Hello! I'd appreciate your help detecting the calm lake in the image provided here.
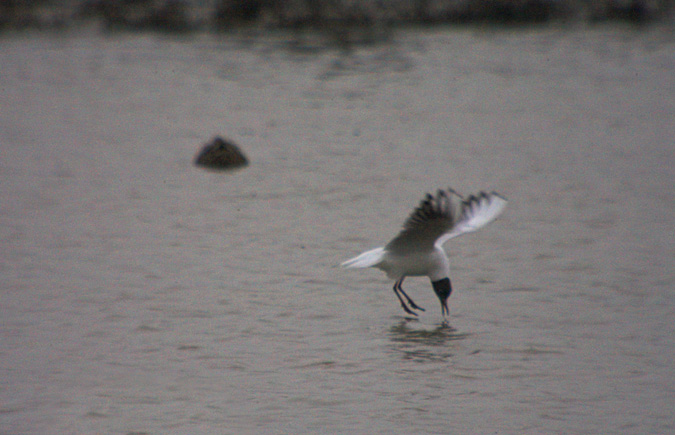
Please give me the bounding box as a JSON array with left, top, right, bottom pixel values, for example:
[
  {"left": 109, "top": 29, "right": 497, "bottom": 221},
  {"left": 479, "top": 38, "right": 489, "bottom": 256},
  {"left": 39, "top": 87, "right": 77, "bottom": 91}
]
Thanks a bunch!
[{"left": 1, "top": 25, "right": 674, "bottom": 434}]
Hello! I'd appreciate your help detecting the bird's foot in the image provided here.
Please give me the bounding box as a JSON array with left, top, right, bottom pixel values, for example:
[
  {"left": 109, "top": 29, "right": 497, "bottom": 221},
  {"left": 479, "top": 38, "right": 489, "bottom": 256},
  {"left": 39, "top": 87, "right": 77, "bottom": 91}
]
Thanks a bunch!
[
  {"left": 400, "top": 303, "right": 418, "bottom": 316},
  {"left": 394, "top": 280, "right": 425, "bottom": 316},
  {"left": 407, "top": 300, "right": 425, "bottom": 312},
  {"left": 397, "top": 286, "right": 425, "bottom": 312}
]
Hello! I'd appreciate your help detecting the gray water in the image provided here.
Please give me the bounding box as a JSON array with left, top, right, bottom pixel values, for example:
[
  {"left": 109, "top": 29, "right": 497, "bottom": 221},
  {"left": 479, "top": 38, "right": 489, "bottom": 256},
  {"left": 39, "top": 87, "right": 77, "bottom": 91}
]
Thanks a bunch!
[{"left": 1, "top": 26, "right": 674, "bottom": 434}]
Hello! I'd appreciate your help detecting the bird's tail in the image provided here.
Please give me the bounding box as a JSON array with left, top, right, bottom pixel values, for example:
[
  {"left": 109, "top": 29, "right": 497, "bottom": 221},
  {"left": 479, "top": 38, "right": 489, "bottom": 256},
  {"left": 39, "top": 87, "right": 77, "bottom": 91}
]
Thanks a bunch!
[{"left": 341, "top": 247, "right": 385, "bottom": 269}]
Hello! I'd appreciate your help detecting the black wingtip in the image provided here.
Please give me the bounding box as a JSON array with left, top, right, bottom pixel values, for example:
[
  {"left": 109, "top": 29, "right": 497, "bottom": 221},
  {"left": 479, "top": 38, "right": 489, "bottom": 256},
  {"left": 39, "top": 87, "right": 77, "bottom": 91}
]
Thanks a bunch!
[
  {"left": 447, "top": 187, "right": 463, "bottom": 199},
  {"left": 491, "top": 191, "right": 507, "bottom": 201}
]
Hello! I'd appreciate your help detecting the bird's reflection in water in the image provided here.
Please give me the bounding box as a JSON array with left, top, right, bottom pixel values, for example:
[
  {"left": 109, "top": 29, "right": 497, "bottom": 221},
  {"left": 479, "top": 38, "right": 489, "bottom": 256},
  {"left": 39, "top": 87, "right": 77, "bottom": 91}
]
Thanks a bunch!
[{"left": 387, "top": 319, "right": 470, "bottom": 363}]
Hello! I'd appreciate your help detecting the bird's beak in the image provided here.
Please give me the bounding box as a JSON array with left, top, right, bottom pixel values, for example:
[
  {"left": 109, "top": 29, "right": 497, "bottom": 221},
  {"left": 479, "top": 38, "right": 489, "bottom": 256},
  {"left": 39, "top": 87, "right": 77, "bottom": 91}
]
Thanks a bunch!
[{"left": 440, "top": 299, "right": 449, "bottom": 317}]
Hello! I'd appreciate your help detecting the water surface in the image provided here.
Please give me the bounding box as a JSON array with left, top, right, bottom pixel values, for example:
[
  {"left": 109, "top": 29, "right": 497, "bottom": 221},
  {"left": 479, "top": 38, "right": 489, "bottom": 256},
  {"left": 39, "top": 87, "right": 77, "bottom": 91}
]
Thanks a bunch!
[{"left": 1, "top": 27, "right": 674, "bottom": 434}]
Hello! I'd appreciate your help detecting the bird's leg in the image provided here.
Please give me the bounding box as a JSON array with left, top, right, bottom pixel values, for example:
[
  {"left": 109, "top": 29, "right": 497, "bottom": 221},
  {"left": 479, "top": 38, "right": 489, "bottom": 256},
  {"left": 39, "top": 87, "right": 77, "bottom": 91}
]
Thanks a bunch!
[
  {"left": 393, "top": 278, "right": 417, "bottom": 316},
  {"left": 395, "top": 277, "right": 426, "bottom": 312}
]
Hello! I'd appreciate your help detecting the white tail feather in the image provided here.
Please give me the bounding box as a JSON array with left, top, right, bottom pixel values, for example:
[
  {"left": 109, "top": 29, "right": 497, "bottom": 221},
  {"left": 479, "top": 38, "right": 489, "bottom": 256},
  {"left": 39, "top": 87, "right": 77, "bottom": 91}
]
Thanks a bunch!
[{"left": 341, "top": 247, "right": 385, "bottom": 268}]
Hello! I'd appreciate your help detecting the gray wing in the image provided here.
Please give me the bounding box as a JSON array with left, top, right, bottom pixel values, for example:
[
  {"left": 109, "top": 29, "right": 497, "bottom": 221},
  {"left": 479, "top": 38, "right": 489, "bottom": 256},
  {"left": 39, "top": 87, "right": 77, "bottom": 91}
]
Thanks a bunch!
[
  {"left": 385, "top": 189, "right": 507, "bottom": 254},
  {"left": 385, "top": 188, "right": 463, "bottom": 253}
]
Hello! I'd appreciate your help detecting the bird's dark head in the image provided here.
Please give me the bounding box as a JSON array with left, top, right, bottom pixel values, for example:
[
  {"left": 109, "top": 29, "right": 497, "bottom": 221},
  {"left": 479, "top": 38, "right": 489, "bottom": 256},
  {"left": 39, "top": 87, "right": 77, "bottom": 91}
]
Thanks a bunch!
[{"left": 431, "top": 277, "right": 452, "bottom": 317}]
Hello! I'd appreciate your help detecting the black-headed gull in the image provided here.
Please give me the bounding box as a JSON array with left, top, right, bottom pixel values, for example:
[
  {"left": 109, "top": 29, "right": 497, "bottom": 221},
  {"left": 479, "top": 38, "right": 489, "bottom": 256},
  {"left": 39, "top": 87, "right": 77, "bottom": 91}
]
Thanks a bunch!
[{"left": 341, "top": 188, "right": 507, "bottom": 317}]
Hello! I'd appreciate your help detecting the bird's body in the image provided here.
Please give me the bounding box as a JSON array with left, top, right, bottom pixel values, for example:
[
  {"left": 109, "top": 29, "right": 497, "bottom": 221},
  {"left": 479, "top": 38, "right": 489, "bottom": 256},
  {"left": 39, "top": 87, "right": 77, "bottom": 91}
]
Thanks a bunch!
[
  {"left": 377, "top": 246, "right": 449, "bottom": 281},
  {"left": 341, "top": 188, "right": 506, "bottom": 317}
]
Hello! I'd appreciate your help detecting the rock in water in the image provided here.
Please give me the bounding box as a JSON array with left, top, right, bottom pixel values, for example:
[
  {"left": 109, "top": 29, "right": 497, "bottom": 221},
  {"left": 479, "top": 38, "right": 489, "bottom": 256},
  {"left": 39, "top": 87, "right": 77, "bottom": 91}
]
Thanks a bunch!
[{"left": 194, "top": 137, "right": 248, "bottom": 170}]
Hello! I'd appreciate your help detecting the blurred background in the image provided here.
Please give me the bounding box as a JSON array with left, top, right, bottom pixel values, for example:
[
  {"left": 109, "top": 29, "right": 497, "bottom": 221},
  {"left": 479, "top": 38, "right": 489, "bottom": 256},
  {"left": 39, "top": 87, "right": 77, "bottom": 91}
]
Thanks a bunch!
[
  {"left": 1, "top": 0, "right": 673, "bottom": 33},
  {"left": 1, "top": 1, "right": 674, "bottom": 435}
]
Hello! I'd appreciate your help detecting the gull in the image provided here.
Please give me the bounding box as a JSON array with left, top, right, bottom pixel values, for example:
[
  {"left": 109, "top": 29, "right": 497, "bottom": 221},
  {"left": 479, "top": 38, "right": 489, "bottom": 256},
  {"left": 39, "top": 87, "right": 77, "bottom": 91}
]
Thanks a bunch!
[{"left": 341, "top": 188, "right": 507, "bottom": 317}]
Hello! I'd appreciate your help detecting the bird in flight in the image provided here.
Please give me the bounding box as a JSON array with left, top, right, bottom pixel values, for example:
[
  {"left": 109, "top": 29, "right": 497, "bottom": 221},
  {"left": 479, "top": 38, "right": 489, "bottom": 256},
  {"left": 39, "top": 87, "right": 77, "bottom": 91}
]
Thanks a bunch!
[{"left": 341, "top": 188, "right": 507, "bottom": 317}]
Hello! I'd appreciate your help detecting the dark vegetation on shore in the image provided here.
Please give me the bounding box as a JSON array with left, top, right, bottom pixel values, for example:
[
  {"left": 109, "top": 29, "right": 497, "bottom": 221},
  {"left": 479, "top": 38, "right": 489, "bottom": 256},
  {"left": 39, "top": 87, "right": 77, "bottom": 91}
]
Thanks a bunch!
[{"left": 1, "top": 0, "right": 672, "bottom": 34}]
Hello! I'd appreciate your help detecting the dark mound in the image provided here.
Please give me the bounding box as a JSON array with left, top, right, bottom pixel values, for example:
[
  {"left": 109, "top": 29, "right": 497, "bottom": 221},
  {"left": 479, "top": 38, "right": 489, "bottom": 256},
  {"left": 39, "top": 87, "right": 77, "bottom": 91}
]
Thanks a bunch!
[{"left": 194, "top": 137, "right": 248, "bottom": 170}]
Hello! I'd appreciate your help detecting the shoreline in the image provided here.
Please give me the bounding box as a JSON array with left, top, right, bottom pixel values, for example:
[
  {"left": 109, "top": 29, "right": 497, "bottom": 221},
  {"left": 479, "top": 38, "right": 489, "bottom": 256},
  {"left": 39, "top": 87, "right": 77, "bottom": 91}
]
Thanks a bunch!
[{"left": 1, "top": 0, "right": 673, "bottom": 35}]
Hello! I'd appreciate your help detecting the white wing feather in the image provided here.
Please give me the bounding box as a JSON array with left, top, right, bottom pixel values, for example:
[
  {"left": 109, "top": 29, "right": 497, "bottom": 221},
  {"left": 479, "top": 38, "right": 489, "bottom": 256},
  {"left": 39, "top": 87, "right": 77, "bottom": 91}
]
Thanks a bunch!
[{"left": 435, "top": 192, "right": 507, "bottom": 247}]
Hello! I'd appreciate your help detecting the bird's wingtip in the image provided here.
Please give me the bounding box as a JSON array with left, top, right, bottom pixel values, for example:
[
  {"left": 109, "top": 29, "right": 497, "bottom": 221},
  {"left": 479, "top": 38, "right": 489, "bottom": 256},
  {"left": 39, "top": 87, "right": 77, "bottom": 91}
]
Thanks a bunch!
[{"left": 491, "top": 191, "right": 507, "bottom": 202}]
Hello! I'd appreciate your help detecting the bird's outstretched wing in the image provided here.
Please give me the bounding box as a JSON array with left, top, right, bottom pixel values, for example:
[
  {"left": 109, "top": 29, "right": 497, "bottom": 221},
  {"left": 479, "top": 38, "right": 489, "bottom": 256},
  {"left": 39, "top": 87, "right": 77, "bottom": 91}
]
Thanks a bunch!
[
  {"left": 434, "top": 191, "right": 507, "bottom": 247},
  {"left": 385, "top": 189, "right": 506, "bottom": 254}
]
